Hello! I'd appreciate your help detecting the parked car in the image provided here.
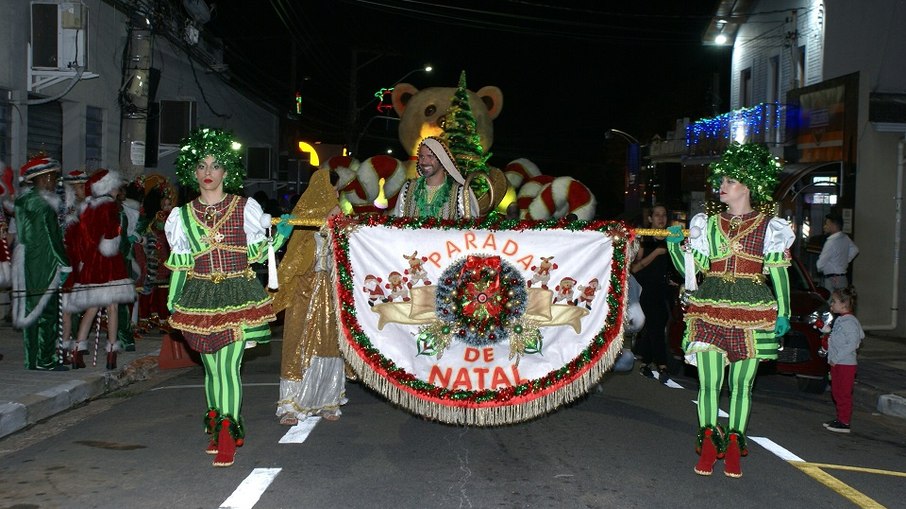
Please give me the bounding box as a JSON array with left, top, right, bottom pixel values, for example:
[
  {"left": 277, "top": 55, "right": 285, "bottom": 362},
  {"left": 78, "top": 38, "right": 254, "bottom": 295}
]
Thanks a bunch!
[{"left": 667, "top": 256, "right": 831, "bottom": 393}]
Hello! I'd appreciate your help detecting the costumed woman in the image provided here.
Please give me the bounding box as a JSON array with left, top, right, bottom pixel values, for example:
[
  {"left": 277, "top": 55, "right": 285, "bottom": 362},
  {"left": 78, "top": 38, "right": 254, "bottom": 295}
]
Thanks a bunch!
[
  {"left": 665, "top": 142, "right": 792, "bottom": 478},
  {"left": 60, "top": 169, "right": 89, "bottom": 364},
  {"left": 165, "top": 127, "right": 291, "bottom": 468},
  {"left": 274, "top": 168, "right": 348, "bottom": 425},
  {"left": 139, "top": 183, "right": 174, "bottom": 328},
  {"left": 394, "top": 136, "right": 479, "bottom": 219},
  {"left": 69, "top": 169, "right": 135, "bottom": 370}
]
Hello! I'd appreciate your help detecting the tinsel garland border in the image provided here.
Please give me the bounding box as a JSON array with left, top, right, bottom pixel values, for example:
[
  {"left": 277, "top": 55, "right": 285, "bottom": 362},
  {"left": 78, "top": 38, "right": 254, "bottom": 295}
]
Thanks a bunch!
[{"left": 328, "top": 214, "right": 632, "bottom": 426}]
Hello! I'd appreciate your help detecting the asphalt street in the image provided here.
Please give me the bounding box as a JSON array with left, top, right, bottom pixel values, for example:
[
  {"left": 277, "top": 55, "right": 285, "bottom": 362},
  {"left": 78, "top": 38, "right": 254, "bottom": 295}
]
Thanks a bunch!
[{"left": 1, "top": 333, "right": 905, "bottom": 509}]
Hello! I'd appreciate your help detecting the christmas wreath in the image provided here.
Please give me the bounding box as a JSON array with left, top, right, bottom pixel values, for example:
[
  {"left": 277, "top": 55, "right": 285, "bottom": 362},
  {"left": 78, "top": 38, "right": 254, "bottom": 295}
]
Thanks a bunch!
[{"left": 416, "top": 254, "right": 542, "bottom": 359}]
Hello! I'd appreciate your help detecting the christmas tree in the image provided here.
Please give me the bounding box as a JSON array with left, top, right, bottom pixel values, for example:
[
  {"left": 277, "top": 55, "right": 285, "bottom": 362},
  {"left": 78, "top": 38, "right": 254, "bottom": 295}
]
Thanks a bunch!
[{"left": 442, "top": 70, "right": 490, "bottom": 196}]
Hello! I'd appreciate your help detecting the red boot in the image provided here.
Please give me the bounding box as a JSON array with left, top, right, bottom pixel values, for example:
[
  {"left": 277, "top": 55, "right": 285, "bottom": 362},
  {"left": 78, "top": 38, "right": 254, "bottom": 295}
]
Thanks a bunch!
[
  {"left": 205, "top": 409, "right": 219, "bottom": 455},
  {"left": 724, "top": 432, "right": 744, "bottom": 478},
  {"left": 694, "top": 427, "right": 719, "bottom": 476},
  {"left": 212, "top": 419, "right": 236, "bottom": 467},
  {"left": 71, "top": 349, "right": 85, "bottom": 369}
]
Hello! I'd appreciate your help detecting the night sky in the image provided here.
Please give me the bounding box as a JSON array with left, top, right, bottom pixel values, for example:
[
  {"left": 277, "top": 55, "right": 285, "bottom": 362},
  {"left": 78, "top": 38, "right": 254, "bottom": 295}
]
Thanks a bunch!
[{"left": 207, "top": 1, "right": 730, "bottom": 215}]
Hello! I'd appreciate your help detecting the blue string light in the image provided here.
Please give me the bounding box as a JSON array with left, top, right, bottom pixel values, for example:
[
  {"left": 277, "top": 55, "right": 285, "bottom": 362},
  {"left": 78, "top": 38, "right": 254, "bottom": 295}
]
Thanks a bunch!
[{"left": 685, "top": 102, "right": 783, "bottom": 148}]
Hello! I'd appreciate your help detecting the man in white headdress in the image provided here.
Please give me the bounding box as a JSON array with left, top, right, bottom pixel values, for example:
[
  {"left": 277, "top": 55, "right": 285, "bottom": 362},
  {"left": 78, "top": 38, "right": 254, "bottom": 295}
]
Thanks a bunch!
[{"left": 394, "top": 136, "right": 478, "bottom": 219}]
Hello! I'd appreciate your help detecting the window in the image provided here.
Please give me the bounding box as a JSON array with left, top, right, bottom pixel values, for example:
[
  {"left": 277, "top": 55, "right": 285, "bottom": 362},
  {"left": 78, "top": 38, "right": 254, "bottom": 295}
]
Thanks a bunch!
[
  {"left": 86, "top": 106, "right": 103, "bottom": 170},
  {"left": 797, "top": 45, "right": 806, "bottom": 87},
  {"left": 809, "top": 175, "right": 838, "bottom": 205},
  {"left": 27, "top": 101, "right": 62, "bottom": 160},
  {"left": 740, "top": 68, "right": 753, "bottom": 107},
  {"left": 768, "top": 55, "right": 780, "bottom": 103}
]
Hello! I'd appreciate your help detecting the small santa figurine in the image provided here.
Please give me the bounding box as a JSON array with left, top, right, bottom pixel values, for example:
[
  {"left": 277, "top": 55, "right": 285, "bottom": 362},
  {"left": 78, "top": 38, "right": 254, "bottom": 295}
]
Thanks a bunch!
[
  {"left": 362, "top": 274, "right": 385, "bottom": 306},
  {"left": 575, "top": 278, "right": 598, "bottom": 309}
]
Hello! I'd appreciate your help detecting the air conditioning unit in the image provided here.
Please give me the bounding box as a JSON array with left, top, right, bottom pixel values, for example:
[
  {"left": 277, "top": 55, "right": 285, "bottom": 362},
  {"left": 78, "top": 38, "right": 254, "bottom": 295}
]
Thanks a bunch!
[{"left": 31, "top": 2, "right": 89, "bottom": 70}]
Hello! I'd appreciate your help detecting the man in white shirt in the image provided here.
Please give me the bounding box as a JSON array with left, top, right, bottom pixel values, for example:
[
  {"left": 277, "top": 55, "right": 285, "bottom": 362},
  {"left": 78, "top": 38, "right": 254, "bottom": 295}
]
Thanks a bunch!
[{"left": 816, "top": 213, "right": 859, "bottom": 291}]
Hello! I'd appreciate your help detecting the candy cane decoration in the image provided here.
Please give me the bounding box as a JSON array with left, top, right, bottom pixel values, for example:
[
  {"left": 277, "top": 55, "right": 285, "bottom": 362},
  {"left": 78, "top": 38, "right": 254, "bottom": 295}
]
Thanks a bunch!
[
  {"left": 503, "top": 158, "right": 541, "bottom": 189},
  {"left": 92, "top": 307, "right": 103, "bottom": 367},
  {"left": 57, "top": 291, "right": 64, "bottom": 367},
  {"left": 525, "top": 177, "right": 597, "bottom": 221}
]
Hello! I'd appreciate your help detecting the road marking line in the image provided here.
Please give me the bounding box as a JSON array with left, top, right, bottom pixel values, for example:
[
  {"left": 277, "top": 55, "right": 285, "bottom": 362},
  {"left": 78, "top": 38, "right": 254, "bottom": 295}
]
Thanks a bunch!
[
  {"left": 748, "top": 436, "right": 804, "bottom": 462},
  {"left": 798, "top": 462, "right": 906, "bottom": 478},
  {"left": 279, "top": 417, "right": 321, "bottom": 444},
  {"left": 750, "top": 436, "right": 887, "bottom": 508},
  {"left": 691, "top": 400, "right": 729, "bottom": 418},
  {"left": 219, "top": 468, "right": 281, "bottom": 509},
  {"left": 791, "top": 463, "right": 886, "bottom": 509},
  {"left": 651, "top": 372, "right": 684, "bottom": 389}
]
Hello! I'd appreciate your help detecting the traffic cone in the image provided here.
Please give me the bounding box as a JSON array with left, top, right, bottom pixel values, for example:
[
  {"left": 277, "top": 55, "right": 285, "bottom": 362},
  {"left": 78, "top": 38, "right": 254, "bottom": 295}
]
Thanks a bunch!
[{"left": 158, "top": 332, "right": 200, "bottom": 369}]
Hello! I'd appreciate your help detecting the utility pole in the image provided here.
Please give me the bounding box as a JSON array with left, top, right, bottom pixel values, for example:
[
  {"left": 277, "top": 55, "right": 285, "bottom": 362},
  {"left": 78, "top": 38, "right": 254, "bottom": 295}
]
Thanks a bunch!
[
  {"left": 788, "top": 9, "right": 800, "bottom": 89},
  {"left": 118, "top": 20, "right": 153, "bottom": 180}
]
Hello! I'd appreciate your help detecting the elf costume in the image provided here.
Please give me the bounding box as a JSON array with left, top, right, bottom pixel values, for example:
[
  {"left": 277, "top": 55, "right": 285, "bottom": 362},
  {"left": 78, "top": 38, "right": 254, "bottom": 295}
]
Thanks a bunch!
[
  {"left": 11, "top": 157, "right": 71, "bottom": 370},
  {"left": 666, "top": 142, "right": 793, "bottom": 478},
  {"left": 165, "top": 127, "right": 290, "bottom": 467}
]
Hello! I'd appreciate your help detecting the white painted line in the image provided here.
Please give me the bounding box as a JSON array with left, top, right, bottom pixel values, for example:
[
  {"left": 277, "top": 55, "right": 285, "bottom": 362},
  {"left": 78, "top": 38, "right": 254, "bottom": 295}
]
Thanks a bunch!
[
  {"left": 652, "top": 372, "right": 685, "bottom": 389},
  {"left": 219, "top": 468, "right": 281, "bottom": 509},
  {"left": 278, "top": 417, "right": 321, "bottom": 444},
  {"left": 692, "top": 400, "right": 729, "bottom": 418},
  {"left": 749, "top": 436, "right": 805, "bottom": 462}
]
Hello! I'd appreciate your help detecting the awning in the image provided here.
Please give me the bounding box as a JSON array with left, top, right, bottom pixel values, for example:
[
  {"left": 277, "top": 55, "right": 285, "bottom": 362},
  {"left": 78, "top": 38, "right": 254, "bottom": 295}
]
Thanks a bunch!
[{"left": 775, "top": 161, "right": 843, "bottom": 201}]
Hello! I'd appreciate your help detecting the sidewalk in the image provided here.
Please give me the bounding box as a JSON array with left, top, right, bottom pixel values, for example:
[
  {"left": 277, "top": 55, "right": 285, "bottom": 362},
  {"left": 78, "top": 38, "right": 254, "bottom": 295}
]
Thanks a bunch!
[
  {"left": 0, "top": 322, "right": 183, "bottom": 439},
  {"left": 856, "top": 333, "right": 906, "bottom": 419},
  {"left": 1, "top": 324, "right": 905, "bottom": 440}
]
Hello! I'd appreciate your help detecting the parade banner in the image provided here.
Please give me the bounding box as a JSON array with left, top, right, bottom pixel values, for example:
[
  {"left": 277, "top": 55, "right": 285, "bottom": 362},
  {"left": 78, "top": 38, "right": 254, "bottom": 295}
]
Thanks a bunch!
[{"left": 329, "top": 216, "right": 632, "bottom": 426}]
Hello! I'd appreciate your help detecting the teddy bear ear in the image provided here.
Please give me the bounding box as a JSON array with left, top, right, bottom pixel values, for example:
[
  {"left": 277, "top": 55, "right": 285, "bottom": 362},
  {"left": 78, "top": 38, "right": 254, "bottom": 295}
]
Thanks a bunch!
[
  {"left": 476, "top": 86, "right": 504, "bottom": 120},
  {"left": 392, "top": 83, "right": 420, "bottom": 117}
]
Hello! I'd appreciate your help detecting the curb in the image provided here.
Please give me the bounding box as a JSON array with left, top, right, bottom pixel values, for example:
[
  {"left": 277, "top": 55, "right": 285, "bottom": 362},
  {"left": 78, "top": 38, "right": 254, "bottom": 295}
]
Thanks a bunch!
[
  {"left": 853, "top": 379, "right": 906, "bottom": 420},
  {"left": 877, "top": 394, "right": 906, "bottom": 419},
  {"left": 0, "top": 353, "right": 161, "bottom": 440}
]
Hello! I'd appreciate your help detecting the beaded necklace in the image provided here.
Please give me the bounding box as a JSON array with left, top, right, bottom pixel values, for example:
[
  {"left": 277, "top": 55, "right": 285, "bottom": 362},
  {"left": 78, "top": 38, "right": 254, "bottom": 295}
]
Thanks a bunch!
[{"left": 412, "top": 177, "right": 451, "bottom": 217}]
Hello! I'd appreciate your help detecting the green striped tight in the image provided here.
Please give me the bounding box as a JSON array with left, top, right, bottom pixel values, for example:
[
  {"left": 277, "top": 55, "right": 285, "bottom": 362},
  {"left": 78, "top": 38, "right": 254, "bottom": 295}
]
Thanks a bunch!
[
  {"left": 695, "top": 351, "right": 759, "bottom": 433},
  {"left": 201, "top": 340, "right": 246, "bottom": 421}
]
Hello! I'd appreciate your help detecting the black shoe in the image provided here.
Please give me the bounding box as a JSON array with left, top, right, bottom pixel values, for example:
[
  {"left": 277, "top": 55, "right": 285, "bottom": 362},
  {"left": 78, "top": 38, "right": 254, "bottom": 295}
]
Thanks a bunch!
[
  {"left": 657, "top": 367, "right": 670, "bottom": 385},
  {"left": 37, "top": 364, "right": 70, "bottom": 372},
  {"left": 825, "top": 419, "right": 850, "bottom": 433},
  {"left": 639, "top": 365, "right": 654, "bottom": 378},
  {"left": 125, "top": 345, "right": 136, "bottom": 352}
]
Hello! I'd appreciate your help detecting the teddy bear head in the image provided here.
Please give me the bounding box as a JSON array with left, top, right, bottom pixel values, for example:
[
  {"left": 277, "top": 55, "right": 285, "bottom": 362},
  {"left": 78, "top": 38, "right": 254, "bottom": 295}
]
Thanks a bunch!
[{"left": 392, "top": 83, "right": 503, "bottom": 163}]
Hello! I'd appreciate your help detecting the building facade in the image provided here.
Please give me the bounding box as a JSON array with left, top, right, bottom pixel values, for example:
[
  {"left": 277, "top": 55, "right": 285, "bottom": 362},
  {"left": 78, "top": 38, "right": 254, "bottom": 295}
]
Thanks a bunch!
[
  {"left": 0, "top": 0, "right": 280, "bottom": 190},
  {"left": 650, "top": 0, "right": 906, "bottom": 334}
]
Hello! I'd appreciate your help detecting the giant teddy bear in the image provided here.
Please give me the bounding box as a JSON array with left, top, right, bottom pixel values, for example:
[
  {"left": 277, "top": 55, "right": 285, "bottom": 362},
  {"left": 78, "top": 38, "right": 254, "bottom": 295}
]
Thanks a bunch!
[{"left": 321, "top": 79, "right": 596, "bottom": 219}]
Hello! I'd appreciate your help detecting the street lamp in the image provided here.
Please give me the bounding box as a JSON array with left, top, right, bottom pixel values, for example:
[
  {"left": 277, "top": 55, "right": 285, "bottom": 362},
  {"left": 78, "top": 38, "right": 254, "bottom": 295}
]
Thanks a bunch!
[
  {"left": 605, "top": 128, "right": 642, "bottom": 216},
  {"left": 351, "top": 65, "right": 433, "bottom": 157}
]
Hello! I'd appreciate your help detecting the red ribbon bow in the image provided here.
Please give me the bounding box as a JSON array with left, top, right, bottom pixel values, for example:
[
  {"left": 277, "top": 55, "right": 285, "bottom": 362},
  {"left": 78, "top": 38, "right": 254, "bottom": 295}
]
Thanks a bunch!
[{"left": 460, "top": 255, "right": 502, "bottom": 319}]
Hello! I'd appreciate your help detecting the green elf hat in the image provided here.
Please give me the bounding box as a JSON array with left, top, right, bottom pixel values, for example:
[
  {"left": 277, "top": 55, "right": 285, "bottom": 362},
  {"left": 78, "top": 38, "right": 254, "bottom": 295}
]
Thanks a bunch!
[
  {"left": 708, "top": 142, "right": 783, "bottom": 204},
  {"left": 174, "top": 127, "right": 245, "bottom": 192}
]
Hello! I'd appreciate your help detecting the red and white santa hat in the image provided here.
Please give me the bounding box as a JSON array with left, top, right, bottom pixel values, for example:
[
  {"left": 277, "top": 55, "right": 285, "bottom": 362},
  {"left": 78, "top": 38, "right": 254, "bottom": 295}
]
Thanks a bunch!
[
  {"left": 560, "top": 277, "right": 576, "bottom": 285},
  {"left": 365, "top": 274, "right": 380, "bottom": 282},
  {"left": 86, "top": 168, "right": 123, "bottom": 197}
]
